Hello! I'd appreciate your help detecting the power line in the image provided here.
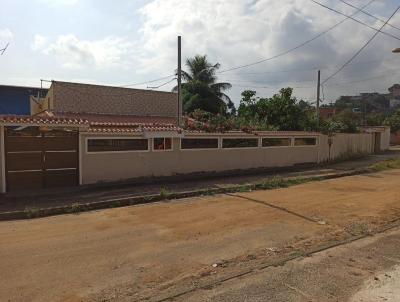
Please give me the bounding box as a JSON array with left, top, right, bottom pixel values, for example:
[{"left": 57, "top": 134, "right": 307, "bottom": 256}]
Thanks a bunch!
[
  {"left": 147, "top": 77, "right": 177, "bottom": 89},
  {"left": 322, "top": 5, "right": 400, "bottom": 85},
  {"left": 0, "top": 43, "right": 9, "bottom": 56},
  {"left": 217, "top": 0, "right": 376, "bottom": 73},
  {"left": 310, "top": 0, "right": 400, "bottom": 41},
  {"left": 119, "top": 74, "right": 176, "bottom": 87},
  {"left": 338, "top": 0, "right": 400, "bottom": 32},
  {"left": 224, "top": 56, "right": 400, "bottom": 76}
]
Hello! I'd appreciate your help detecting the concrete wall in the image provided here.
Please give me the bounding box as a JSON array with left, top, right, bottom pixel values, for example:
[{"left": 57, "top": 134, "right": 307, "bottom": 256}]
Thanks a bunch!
[
  {"left": 318, "top": 133, "right": 374, "bottom": 163},
  {"left": 380, "top": 127, "right": 391, "bottom": 151},
  {"left": 0, "top": 126, "right": 5, "bottom": 193},
  {"left": 50, "top": 82, "right": 178, "bottom": 117},
  {"left": 80, "top": 132, "right": 377, "bottom": 185}
]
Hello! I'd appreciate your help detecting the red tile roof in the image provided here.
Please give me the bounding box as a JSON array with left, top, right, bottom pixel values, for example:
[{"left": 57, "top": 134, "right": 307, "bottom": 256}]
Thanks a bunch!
[
  {"left": 33, "top": 111, "right": 182, "bottom": 133},
  {"left": 40, "top": 111, "right": 178, "bottom": 126},
  {"left": 0, "top": 115, "right": 89, "bottom": 126}
]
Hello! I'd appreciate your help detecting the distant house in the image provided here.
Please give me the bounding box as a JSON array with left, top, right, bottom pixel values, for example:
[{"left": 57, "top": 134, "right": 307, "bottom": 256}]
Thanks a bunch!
[
  {"left": 0, "top": 84, "right": 47, "bottom": 115},
  {"left": 319, "top": 107, "right": 336, "bottom": 119}
]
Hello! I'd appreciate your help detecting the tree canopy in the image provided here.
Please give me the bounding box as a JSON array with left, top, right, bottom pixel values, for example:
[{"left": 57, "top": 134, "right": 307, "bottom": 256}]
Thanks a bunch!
[
  {"left": 237, "top": 88, "right": 316, "bottom": 131},
  {"left": 174, "top": 55, "right": 234, "bottom": 115}
]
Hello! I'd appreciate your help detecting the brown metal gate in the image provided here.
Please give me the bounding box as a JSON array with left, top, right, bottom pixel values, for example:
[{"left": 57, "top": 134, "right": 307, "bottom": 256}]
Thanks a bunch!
[{"left": 5, "top": 127, "right": 79, "bottom": 192}]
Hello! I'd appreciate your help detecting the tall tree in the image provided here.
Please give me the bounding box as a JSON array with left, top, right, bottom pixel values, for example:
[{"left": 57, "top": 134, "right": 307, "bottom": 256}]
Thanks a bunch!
[{"left": 173, "top": 55, "right": 234, "bottom": 114}]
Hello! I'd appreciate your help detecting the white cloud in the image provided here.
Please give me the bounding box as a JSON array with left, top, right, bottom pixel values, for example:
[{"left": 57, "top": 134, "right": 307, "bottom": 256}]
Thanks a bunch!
[
  {"left": 31, "top": 34, "right": 48, "bottom": 51},
  {"left": 0, "top": 28, "right": 13, "bottom": 41},
  {"left": 136, "top": 0, "right": 400, "bottom": 101},
  {"left": 34, "top": 34, "right": 137, "bottom": 70},
  {"left": 37, "top": 0, "right": 78, "bottom": 6}
]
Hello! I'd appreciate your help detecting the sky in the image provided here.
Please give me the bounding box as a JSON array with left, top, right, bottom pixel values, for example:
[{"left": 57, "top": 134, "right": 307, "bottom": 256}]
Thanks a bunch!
[{"left": 1, "top": 0, "right": 400, "bottom": 107}]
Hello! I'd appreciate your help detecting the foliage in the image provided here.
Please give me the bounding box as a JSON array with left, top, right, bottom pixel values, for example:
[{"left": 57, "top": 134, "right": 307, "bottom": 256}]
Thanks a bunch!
[
  {"left": 331, "top": 109, "right": 360, "bottom": 133},
  {"left": 174, "top": 55, "right": 234, "bottom": 115},
  {"left": 365, "top": 112, "right": 385, "bottom": 126},
  {"left": 237, "top": 88, "right": 314, "bottom": 131},
  {"left": 319, "top": 119, "right": 346, "bottom": 136},
  {"left": 185, "top": 109, "right": 274, "bottom": 132},
  {"left": 384, "top": 109, "right": 400, "bottom": 132}
]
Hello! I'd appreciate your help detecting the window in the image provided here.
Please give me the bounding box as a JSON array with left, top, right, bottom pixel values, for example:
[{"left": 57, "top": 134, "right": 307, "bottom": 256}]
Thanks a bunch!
[
  {"left": 154, "top": 138, "right": 172, "bottom": 151},
  {"left": 87, "top": 139, "right": 148, "bottom": 152},
  {"left": 181, "top": 138, "right": 218, "bottom": 149},
  {"left": 294, "top": 137, "right": 317, "bottom": 146},
  {"left": 222, "top": 138, "right": 258, "bottom": 149},
  {"left": 262, "top": 138, "right": 291, "bottom": 147}
]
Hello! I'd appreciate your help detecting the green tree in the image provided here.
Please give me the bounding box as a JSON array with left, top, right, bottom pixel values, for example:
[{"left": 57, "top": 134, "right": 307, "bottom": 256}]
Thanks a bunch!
[
  {"left": 332, "top": 109, "right": 361, "bottom": 133},
  {"left": 174, "top": 55, "right": 234, "bottom": 114},
  {"left": 237, "top": 88, "right": 313, "bottom": 131},
  {"left": 384, "top": 109, "right": 400, "bottom": 132}
]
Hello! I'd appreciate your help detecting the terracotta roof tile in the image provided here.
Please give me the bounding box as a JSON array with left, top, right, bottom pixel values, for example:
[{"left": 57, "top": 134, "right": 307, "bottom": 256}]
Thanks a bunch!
[{"left": 0, "top": 115, "right": 89, "bottom": 126}]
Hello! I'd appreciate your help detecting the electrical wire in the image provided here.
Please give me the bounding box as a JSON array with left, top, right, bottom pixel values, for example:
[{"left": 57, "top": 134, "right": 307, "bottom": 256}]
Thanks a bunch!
[
  {"left": 322, "top": 5, "right": 400, "bottom": 85},
  {"left": 217, "top": 0, "right": 376, "bottom": 73},
  {"left": 338, "top": 0, "right": 400, "bottom": 32},
  {"left": 0, "top": 43, "right": 9, "bottom": 56},
  {"left": 119, "top": 74, "right": 176, "bottom": 87},
  {"left": 228, "top": 56, "right": 400, "bottom": 76},
  {"left": 147, "top": 78, "right": 177, "bottom": 89},
  {"left": 310, "top": 0, "right": 400, "bottom": 41}
]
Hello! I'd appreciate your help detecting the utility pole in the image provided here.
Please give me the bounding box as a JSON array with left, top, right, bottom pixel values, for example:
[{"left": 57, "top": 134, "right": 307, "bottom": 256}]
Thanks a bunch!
[
  {"left": 316, "top": 70, "right": 321, "bottom": 129},
  {"left": 177, "top": 36, "right": 182, "bottom": 127}
]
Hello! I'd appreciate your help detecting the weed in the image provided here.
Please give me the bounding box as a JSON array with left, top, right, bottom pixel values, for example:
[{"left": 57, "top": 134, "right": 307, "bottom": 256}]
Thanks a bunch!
[
  {"left": 69, "top": 202, "right": 82, "bottom": 214},
  {"left": 290, "top": 250, "right": 305, "bottom": 258},
  {"left": 159, "top": 187, "right": 171, "bottom": 199},
  {"left": 369, "top": 158, "right": 400, "bottom": 171},
  {"left": 24, "top": 207, "right": 41, "bottom": 219},
  {"left": 345, "top": 222, "right": 369, "bottom": 236}
]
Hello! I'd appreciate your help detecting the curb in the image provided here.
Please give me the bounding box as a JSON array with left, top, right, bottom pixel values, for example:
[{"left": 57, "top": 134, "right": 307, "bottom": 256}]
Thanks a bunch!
[{"left": 0, "top": 167, "right": 375, "bottom": 221}]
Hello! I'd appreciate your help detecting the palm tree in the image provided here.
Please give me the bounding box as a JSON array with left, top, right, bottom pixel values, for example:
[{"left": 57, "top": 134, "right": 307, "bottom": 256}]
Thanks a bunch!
[{"left": 173, "top": 55, "right": 234, "bottom": 114}]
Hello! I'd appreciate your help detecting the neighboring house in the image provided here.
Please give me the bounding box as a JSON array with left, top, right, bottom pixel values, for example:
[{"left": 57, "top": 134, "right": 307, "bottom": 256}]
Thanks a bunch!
[
  {"left": 32, "top": 81, "right": 178, "bottom": 118},
  {"left": 389, "top": 84, "right": 400, "bottom": 99},
  {"left": 0, "top": 80, "right": 389, "bottom": 193},
  {"left": 0, "top": 84, "right": 47, "bottom": 115},
  {"left": 319, "top": 107, "right": 336, "bottom": 119}
]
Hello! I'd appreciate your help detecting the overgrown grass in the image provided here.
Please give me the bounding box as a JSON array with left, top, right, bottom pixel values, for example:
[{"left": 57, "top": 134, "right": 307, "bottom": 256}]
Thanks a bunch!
[{"left": 369, "top": 158, "right": 400, "bottom": 171}]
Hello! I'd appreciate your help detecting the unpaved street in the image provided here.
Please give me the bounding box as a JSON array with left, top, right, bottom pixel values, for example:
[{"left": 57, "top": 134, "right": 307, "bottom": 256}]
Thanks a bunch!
[{"left": 1, "top": 169, "right": 400, "bottom": 301}]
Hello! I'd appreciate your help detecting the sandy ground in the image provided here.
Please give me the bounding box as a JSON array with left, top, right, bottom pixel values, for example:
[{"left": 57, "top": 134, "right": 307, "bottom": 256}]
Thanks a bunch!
[
  {"left": 1, "top": 169, "right": 400, "bottom": 301},
  {"left": 182, "top": 225, "right": 400, "bottom": 302},
  {"left": 351, "top": 265, "right": 400, "bottom": 302}
]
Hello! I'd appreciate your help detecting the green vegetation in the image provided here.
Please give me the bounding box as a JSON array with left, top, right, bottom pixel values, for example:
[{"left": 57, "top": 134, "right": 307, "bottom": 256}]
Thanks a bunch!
[
  {"left": 159, "top": 187, "right": 171, "bottom": 199},
  {"left": 24, "top": 207, "right": 40, "bottom": 219},
  {"left": 384, "top": 109, "right": 400, "bottom": 132},
  {"left": 369, "top": 158, "right": 400, "bottom": 171},
  {"left": 237, "top": 88, "right": 316, "bottom": 131},
  {"left": 174, "top": 55, "right": 234, "bottom": 115}
]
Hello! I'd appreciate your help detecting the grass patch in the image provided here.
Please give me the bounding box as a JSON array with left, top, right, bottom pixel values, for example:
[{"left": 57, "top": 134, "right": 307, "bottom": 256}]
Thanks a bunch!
[
  {"left": 24, "top": 207, "right": 41, "bottom": 219},
  {"left": 369, "top": 158, "right": 400, "bottom": 171},
  {"left": 69, "top": 202, "right": 83, "bottom": 214},
  {"left": 159, "top": 187, "right": 171, "bottom": 199}
]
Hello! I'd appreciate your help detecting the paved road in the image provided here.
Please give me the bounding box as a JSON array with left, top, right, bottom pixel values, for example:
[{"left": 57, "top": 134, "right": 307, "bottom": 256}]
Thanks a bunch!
[{"left": 1, "top": 168, "right": 400, "bottom": 301}]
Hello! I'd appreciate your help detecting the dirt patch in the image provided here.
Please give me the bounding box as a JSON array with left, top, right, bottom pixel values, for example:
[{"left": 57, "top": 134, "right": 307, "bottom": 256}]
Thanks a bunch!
[{"left": 1, "top": 169, "right": 400, "bottom": 301}]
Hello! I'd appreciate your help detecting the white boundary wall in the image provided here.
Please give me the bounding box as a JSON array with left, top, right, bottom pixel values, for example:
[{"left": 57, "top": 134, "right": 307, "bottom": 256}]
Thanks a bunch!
[{"left": 79, "top": 131, "right": 388, "bottom": 185}]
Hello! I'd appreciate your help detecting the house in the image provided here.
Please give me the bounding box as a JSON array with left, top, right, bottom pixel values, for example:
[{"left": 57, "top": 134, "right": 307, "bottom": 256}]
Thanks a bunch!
[
  {"left": 319, "top": 107, "right": 336, "bottom": 119},
  {"left": 0, "top": 80, "right": 390, "bottom": 193},
  {"left": 0, "top": 84, "right": 47, "bottom": 115}
]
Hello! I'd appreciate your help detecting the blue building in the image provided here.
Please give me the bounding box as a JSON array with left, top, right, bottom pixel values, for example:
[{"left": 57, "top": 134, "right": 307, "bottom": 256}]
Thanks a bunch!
[{"left": 0, "top": 85, "right": 48, "bottom": 115}]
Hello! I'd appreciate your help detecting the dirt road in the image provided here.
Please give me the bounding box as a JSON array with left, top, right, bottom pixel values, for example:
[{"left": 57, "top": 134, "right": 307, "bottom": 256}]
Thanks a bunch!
[{"left": 1, "top": 169, "right": 400, "bottom": 301}]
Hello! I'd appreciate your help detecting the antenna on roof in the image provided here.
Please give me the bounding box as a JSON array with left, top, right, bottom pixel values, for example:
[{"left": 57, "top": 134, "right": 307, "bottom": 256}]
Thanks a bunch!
[{"left": 0, "top": 43, "right": 10, "bottom": 56}]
